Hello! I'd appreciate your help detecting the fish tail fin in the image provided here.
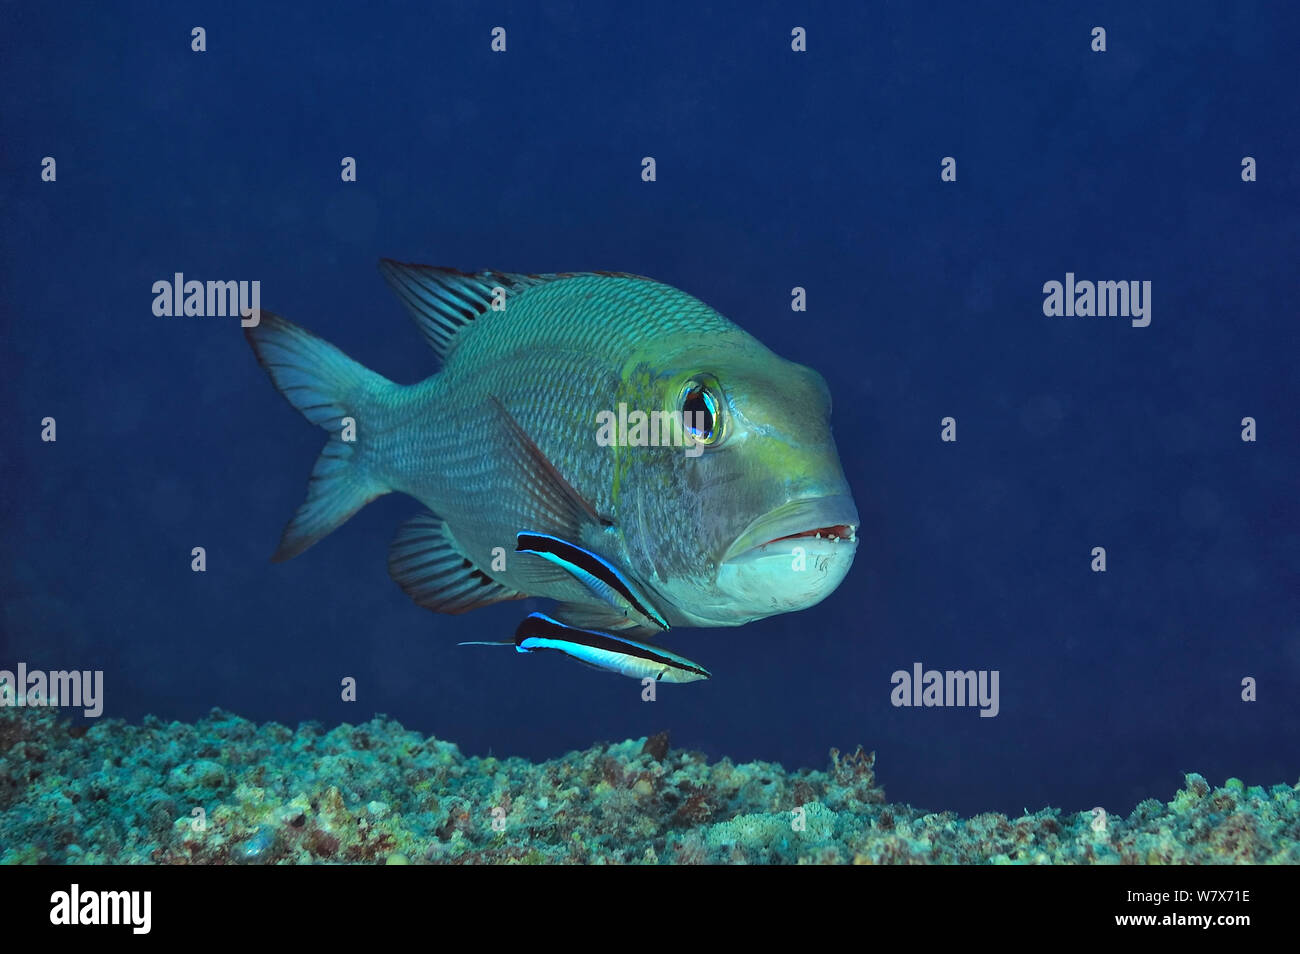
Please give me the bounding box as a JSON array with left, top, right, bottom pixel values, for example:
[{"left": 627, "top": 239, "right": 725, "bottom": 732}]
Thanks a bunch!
[
  {"left": 457, "top": 641, "right": 517, "bottom": 648},
  {"left": 245, "top": 311, "right": 395, "bottom": 561}
]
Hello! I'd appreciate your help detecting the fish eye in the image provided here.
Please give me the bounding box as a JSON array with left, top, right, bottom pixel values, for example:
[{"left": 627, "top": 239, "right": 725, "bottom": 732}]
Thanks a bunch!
[{"left": 681, "top": 379, "right": 724, "bottom": 447}]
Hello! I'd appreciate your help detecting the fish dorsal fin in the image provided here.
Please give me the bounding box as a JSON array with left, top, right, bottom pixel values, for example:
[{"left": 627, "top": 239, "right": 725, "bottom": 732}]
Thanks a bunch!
[
  {"left": 387, "top": 511, "right": 525, "bottom": 614},
  {"left": 378, "top": 260, "right": 650, "bottom": 363},
  {"left": 378, "top": 260, "right": 539, "bottom": 361}
]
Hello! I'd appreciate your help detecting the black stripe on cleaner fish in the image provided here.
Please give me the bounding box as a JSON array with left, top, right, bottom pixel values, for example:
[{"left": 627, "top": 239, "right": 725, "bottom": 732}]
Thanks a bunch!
[
  {"left": 245, "top": 259, "right": 859, "bottom": 683},
  {"left": 461, "top": 613, "right": 711, "bottom": 684}
]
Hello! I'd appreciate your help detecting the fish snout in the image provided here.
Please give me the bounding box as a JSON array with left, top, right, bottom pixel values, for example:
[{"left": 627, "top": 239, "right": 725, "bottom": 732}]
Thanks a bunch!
[{"left": 716, "top": 494, "right": 859, "bottom": 618}]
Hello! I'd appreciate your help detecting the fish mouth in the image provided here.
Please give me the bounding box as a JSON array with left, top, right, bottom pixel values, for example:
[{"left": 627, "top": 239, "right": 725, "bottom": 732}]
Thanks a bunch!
[{"left": 721, "top": 494, "right": 859, "bottom": 564}]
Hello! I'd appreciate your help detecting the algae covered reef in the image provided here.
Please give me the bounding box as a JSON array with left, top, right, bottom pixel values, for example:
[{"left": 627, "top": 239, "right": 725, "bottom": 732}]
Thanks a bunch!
[{"left": 1, "top": 704, "right": 1296, "bottom": 865}]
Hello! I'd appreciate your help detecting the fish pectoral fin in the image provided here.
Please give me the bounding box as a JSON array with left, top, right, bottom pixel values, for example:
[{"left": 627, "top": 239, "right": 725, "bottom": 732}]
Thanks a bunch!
[
  {"left": 387, "top": 511, "right": 525, "bottom": 614},
  {"left": 490, "top": 397, "right": 612, "bottom": 538},
  {"left": 514, "top": 530, "right": 669, "bottom": 632}
]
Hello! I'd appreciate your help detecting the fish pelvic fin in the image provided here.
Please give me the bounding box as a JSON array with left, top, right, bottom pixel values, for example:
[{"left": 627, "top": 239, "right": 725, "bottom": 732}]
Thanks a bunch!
[
  {"left": 550, "top": 601, "right": 664, "bottom": 636},
  {"left": 245, "top": 311, "right": 394, "bottom": 561}
]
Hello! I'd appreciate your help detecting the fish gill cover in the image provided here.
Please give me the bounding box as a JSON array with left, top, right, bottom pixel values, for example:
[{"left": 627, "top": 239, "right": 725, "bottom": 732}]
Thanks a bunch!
[{"left": 0, "top": 0, "right": 1298, "bottom": 884}]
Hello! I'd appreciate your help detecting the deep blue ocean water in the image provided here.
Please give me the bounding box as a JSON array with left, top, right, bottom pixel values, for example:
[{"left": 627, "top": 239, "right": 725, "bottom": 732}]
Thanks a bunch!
[{"left": 2, "top": 1, "right": 1297, "bottom": 819}]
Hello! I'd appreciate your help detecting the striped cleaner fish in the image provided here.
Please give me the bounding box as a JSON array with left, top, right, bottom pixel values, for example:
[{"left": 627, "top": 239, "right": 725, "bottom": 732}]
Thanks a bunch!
[{"left": 245, "top": 261, "right": 859, "bottom": 683}]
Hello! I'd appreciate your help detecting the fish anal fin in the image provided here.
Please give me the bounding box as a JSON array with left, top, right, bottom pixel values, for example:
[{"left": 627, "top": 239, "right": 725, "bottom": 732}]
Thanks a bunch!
[{"left": 387, "top": 511, "right": 525, "bottom": 614}]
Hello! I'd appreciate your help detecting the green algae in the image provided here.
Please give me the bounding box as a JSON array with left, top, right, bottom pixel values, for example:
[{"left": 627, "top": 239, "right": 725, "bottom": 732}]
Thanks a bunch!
[{"left": 0, "top": 705, "right": 1295, "bottom": 865}]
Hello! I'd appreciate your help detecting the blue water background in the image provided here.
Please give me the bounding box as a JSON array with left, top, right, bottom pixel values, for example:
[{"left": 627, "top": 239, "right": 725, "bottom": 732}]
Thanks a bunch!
[{"left": 2, "top": 1, "right": 1297, "bottom": 817}]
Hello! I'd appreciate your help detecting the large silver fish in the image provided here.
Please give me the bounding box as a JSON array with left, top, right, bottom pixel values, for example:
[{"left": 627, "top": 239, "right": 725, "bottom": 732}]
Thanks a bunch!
[{"left": 246, "top": 261, "right": 859, "bottom": 683}]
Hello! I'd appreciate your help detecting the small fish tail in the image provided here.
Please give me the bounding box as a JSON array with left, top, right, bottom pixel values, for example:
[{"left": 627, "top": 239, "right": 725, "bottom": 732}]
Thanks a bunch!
[{"left": 245, "top": 311, "right": 395, "bottom": 561}]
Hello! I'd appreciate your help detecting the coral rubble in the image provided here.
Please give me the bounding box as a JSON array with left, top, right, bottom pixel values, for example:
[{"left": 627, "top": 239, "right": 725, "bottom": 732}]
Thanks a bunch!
[{"left": 1, "top": 705, "right": 1295, "bottom": 864}]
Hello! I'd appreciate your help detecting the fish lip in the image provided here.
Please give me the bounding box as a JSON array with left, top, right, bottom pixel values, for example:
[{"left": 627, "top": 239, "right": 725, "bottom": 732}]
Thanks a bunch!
[{"left": 721, "top": 494, "right": 860, "bottom": 563}]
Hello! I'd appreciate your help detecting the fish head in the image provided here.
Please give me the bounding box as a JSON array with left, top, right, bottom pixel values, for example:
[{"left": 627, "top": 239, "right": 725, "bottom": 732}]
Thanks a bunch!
[{"left": 624, "top": 337, "right": 859, "bottom": 627}]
